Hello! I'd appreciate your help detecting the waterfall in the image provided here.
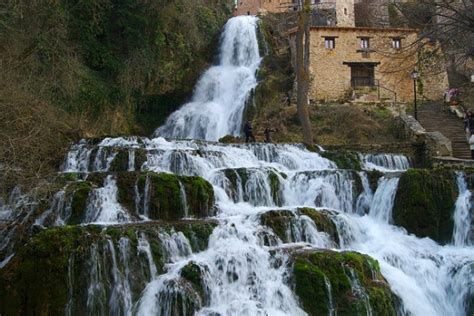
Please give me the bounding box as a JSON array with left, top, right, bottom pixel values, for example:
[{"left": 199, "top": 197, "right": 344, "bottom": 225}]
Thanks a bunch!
[
  {"left": 362, "top": 153, "right": 410, "bottom": 171},
  {"left": 453, "top": 172, "right": 472, "bottom": 246},
  {"left": 5, "top": 133, "right": 474, "bottom": 315},
  {"left": 368, "top": 176, "right": 399, "bottom": 223},
  {"left": 356, "top": 172, "right": 373, "bottom": 215},
  {"left": 84, "top": 176, "right": 132, "bottom": 224},
  {"left": 154, "top": 16, "right": 261, "bottom": 141},
  {"left": 5, "top": 14, "right": 473, "bottom": 316}
]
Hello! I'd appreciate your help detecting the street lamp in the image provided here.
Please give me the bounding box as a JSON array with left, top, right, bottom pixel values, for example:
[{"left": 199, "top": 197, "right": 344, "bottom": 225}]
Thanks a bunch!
[{"left": 411, "top": 69, "right": 419, "bottom": 120}]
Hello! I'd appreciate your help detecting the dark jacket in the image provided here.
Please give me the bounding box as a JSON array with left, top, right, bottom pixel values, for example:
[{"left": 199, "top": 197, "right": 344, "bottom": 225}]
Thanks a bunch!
[{"left": 244, "top": 122, "right": 253, "bottom": 134}]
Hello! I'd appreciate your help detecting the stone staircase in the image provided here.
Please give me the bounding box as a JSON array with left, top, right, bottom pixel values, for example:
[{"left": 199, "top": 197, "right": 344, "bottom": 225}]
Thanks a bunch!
[{"left": 417, "top": 102, "right": 471, "bottom": 160}]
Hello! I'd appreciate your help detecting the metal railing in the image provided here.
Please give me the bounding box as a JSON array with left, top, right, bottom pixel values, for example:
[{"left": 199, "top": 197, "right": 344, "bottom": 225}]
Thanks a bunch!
[{"left": 375, "top": 80, "right": 397, "bottom": 104}]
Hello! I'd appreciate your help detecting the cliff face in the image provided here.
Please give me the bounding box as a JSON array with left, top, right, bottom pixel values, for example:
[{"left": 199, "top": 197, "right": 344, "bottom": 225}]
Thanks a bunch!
[{"left": 0, "top": 0, "right": 233, "bottom": 192}]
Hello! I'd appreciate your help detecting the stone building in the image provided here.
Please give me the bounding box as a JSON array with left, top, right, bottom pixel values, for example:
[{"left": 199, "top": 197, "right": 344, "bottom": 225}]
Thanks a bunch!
[
  {"left": 304, "top": 26, "right": 418, "bottom": 102},
  {"left": 290, "top": 25, "right": 448, "bottom": 103},
  {"left": 234, "top": 0, "right": 327, "bottom": 16},
  {"left": 236, "top": 0, "right": 448, "bottom": 102}
]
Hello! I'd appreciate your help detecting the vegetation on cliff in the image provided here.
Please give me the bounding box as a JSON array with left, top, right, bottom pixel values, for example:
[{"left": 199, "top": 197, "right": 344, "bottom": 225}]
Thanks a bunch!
[
  {"left": 0, "top": 0, "right": 233, "bottom": 194},
  {"left": 293, "top": 250, "right": 398, "bottom": 316},
  {"left": 250, "top": 14, "right": 406, "bottom": 147},
  {"left": 260, "top": 208, "right": 339, "bottom": 246},
  {"left": 0, "top": 221, "right": 216, "bottom": 315},
  {"left": 393, "top": 168, "right": 458, "bottom": 244}
]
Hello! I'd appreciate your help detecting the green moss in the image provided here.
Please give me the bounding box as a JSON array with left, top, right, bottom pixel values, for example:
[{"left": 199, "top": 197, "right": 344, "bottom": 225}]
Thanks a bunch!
[
  {"left": 171, "top": 221, "right": 217, "bottom": 252},
  {"left": 180, "top": 262, "right": 209, "bottom": 302},
  {"left": 0, "top": 226, "right": 88, "bottom": 315},
  {"left": 260, "top": 210, "right": 295, "bottom": 243},
  {"left": 109, "top": 150, "right": 129, "bottom": 172},
  {"left": 141, "top": 172, "right": 182, "bottom": 220},
  {"left": 218, "top": 135, "right": 241, "bottom": 143},
  {"left": 293, "top": 250, "right": 396, "bottom": 316},
  {"left": 115, "top": 172, "right": 140, "bottom": 213},
  {"left": 60, "top": 172, "right": 81, "bottom": 182},
  {"left": 268, "top": 169, "right": 283, "bottom": 206},
  {"left": 67, "top": 181, "right": 92, "bottom": 225},
  {"left": 320, "top": 150, "right": 362, "bottom": 171},
  {"left": 134, "top": 149, "right": 147, "bottom": 170},
  {"left": 298, "top": 208, "right": 340, "bottom": 246},
  {"left": 0, "top": 220, "right": 217, "bottom": 315},
  {"left": 180, "top": 176, "right": 215, "bottom": 217},
  {"left": 393, "top": 169, "right": 458, "bottom": 244}
]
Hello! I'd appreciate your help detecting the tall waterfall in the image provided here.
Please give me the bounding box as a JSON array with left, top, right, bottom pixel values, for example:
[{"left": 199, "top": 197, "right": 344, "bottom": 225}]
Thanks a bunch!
[
  {"left": 2, "top": 15, "right": 473, "bottom": 316},
  {"left": 154, "top": 16, "right": 261, "bottom": 141}
]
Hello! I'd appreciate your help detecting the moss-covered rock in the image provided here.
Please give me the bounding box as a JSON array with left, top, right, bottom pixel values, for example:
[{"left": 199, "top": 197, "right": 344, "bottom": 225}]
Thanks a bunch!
[
  {"left": 222, "top": 167, "right": 285, "bottom": 206},
  {"left": 109, "top": 148, "right": 148, "bottom": 172},
  {"left": 218, "top": 135, "right": 242, "bottom": 143},
  {"left": 180, "top": 262, "right": 210, "bottom": 304},
  {"left": 298, "top": 208, "right": 340, "bottom": 245},
  {"left": 393, "top": 169, "right": 458, "bottom": 244},
  {"left": 139, "top": 172, "right": 215, "bottom": 220},
  {"left": 0, "top": 226, "right": 90, "bottom": 316},
  {"left": 109, "top": 149, "right": 128, "bottom": 172},
  {"left": 366, "top": 170, "right": 384, "bottom": 192},
  {"left": 292, "top": 250, "right": 397, "bottom": 316},
  {"left": 260, "top": 210, "right": 296, "bottom": 243},
  {"left": 320, "top": 150, "right": 362, "bottom": 171},
  {"left": 66, "top": 181, "right": 93, "bottom": 225},
  {"left": 260, "top": 208, "right": 339, "bottom": 246},
  {"left": 268, "top": 169, "right": 284, "bottom": 206},
  {"left": 0, "top": 220, "right": 217, "bottom": 315}
]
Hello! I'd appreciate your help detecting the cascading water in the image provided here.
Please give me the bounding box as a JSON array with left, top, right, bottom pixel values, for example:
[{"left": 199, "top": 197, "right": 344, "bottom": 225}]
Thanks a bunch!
[
  {"left": 453, "top": 172, "right": 473, "bottom": 246},
  {"left": 362, "top": 153, "right": 410, "bottom": 171},
  {"left": 52, "top": 134, "right": 474, "bottom": 315},
  {"left": 2, "top": 15, "right": 473, "bottom": 316},
  {"left": 154, "top": 16, "right": 261, "bottom": 141}
]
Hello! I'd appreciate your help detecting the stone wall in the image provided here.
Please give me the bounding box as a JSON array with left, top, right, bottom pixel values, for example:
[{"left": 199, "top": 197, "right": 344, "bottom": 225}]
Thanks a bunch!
[
  {"left": 304, "top": 26, "right": 420, "bottom": 102},
  {"left": 418, "top": 42, "right": 450, "bottom": 101},
  {"left": 335, "top": 0, "right": 355, "bottom": 26},
  {"left": 234, "top": 0, "right": 294, "bottom": 15}
]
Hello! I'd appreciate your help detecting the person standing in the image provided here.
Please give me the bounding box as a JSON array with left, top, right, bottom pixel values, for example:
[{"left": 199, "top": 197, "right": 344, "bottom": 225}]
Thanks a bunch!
[
  {"left": 264, "top": 127, "right": 275, "bottom": 143},
  {"left": 464, "top": 111, "right": 472, "bottom": 142},
  {"left": 469, "top": 133, "right": 474, "bottom": 159},
  {"left": 244, "top": 121, "right": 256, "bottom": 143},
  {"left": 468, "top": 112, "right": 474, "bottom": 143}
]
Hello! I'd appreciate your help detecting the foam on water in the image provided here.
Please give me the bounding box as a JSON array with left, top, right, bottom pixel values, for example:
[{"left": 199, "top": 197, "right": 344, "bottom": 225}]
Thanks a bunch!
[{"left": 154, "top": 16, "right": 261, "bottom": 141}]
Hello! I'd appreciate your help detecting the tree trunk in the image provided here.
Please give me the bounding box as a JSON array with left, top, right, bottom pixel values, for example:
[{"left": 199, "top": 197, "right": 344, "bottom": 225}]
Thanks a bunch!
[{"left": 296, "top": 0, "right": 314, "bottom": 146}]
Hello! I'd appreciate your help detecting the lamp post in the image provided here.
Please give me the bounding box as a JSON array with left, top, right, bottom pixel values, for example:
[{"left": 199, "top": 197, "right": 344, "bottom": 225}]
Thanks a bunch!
[{"left": 411, "top": 69, "right": 419, "bottom": 120}]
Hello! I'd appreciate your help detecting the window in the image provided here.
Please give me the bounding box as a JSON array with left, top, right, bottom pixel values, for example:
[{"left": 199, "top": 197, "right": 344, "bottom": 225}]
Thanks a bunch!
[
  {"left": 392, "top": 38, "right": 401, "bottom": 49},
  {"left": 325, "top": 37, "right": 335, "bottom": 49},
  {"left": 360, "top": 37, "right": 370, "bottom": 49},
  {"left": 344, "top": 7, "right": 347, "bottom": 15}
]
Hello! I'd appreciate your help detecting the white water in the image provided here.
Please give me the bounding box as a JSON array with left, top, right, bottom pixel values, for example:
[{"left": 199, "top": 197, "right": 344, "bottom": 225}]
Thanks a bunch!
[
  {"left": 154, "top": 16, "right": 261, "bottom": 141},
  {"left": 58, "top": 136, "right": 473, "bottom": 315},
  {"left": 26, "top": 14, "right": 474, "bottom": 316},
  {"left": 362, "top": 153, "right": 410, "bottom": 171},
  {"left": 453, "top": 172, "right": 472, "bottom": 246},
  {"left": 84, "top": 176, "right": 132, "bottom": 224},
  {"left": 368, "top": 176, "right": 399, "bottom": 223}
]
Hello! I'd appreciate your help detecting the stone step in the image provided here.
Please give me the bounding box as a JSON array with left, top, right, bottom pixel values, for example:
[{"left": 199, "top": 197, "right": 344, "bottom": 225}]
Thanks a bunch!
[{"left": 416, "top": 102, "right": 467, "bottom": 159}]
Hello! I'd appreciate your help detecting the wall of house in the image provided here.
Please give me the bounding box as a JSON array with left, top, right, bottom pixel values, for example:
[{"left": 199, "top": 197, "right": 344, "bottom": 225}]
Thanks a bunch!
[
  {"left": 306, "top": 27, "right": 424, "bottom": 102},
  {"left": 336, "top": 0, "right": 355, "bottom": 26},
  {"left": 418, "top": 42, "right": 450, "bottom": 101},
  {"left": 234, "top": 0, "right": 295, "bottom": 15},
  {"left": 234, "top": 0, "right": 260, "bottom": 15}
]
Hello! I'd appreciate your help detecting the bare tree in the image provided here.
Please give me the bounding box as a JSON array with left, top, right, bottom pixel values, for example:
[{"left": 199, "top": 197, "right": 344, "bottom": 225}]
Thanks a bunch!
[
  {"left": 295, "top": 0, "right": 314, "bottom": 145},
  {"left": 392, "top": 0, "right": 474, "bottom": 83}
]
